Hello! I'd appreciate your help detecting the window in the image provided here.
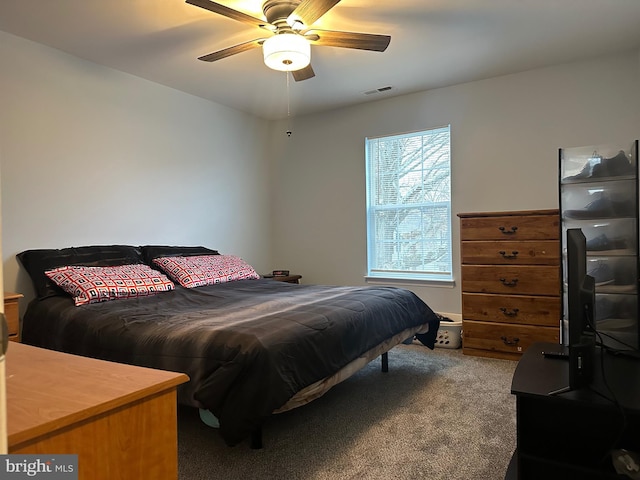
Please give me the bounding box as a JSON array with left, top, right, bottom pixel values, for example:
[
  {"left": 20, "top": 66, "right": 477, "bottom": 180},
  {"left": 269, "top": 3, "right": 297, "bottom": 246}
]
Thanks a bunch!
[{"left": 365, "top": 125, "right": 452, "bottom": 282}]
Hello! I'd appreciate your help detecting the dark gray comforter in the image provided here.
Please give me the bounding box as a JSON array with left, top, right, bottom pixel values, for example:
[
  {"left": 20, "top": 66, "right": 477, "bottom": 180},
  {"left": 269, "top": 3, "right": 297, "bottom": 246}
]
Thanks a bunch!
[{"left": 21, "top": 279, "right": 438, "bottom": 445}]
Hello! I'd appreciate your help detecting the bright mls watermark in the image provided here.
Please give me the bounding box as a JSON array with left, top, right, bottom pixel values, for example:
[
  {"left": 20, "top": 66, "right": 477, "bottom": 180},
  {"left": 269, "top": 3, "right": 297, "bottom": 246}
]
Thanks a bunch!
[{"left": 0, "top": 455, "right": 77, "bottom": 479}]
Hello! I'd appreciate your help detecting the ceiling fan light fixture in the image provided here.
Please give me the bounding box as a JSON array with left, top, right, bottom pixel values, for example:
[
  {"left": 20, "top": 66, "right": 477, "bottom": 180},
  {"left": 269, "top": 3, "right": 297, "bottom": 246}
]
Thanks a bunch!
[{"left": 263, "top": 33, "right": 310, "bottom": 72}]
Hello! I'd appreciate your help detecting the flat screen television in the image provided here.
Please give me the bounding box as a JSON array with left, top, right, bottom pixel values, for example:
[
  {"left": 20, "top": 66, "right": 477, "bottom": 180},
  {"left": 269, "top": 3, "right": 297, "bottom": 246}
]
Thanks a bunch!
[{"left": 566, "top": 228, "right": 596, "bottom": 390}]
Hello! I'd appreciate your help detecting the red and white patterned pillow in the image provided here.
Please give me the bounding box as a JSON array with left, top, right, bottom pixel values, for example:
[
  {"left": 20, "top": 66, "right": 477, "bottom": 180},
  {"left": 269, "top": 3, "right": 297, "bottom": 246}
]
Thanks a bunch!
[
  {"left": 153, "top": 254, "right": 260, "bottom": 288},
  {"left": 45, "top": 264, "right": 175, "bottom": 306}
]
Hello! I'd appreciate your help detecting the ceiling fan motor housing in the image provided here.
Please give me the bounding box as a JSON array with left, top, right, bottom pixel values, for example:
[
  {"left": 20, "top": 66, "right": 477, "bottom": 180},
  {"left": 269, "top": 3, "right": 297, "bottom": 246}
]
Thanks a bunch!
[{"left": 263, "top": 0, "right": 301, "bottom": 27}]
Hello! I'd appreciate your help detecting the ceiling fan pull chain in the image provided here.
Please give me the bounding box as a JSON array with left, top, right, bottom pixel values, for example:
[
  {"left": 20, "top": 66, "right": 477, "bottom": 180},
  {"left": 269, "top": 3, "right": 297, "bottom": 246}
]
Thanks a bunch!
[{"left": 286, "top": 71, "right": 292, "bottom": 137}]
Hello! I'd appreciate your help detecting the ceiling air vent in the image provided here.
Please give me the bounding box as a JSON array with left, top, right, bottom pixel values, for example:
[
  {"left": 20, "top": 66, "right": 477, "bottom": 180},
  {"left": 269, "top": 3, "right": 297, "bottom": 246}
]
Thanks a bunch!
[{"left": 364, "top": 86, "right": 393, "bottom": 96}]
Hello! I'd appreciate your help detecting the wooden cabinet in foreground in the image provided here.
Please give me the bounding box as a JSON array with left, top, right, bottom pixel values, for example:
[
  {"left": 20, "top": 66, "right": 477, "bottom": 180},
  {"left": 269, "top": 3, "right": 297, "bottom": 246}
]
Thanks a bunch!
[
  {"left": 6, "top": 342, "right": 189, "bottom": 480},
  {"left": 458, "top": 209, "right": 561, "bottom": 360}
]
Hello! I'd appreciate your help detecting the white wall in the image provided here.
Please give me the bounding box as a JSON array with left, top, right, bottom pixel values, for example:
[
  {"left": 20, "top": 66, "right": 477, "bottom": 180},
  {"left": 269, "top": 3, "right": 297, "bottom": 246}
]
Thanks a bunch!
[
  {"left": 0, "top": 31, "right": 273, "bottom": 303},
  {"left": 268, "top": 50, "right": 640, "bottom": 314},
  {"left": 2, "top": 28, "right": 639, "bottom": 317}
]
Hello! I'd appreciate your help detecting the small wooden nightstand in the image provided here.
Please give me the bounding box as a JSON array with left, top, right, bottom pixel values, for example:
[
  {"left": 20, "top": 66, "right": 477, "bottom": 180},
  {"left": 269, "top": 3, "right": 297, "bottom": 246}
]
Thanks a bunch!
[
  {"left": 265, "top": 275, "right": 302, "bottom": 284},
  {"left": 4, "top": 292, "right": 24, "bottom": 343}
]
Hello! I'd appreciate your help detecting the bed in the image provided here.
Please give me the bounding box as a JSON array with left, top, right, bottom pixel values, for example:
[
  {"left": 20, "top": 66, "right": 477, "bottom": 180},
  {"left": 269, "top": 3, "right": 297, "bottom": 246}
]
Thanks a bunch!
[{"left": 17, "top": 245, "right": 440, "bottom": 447}]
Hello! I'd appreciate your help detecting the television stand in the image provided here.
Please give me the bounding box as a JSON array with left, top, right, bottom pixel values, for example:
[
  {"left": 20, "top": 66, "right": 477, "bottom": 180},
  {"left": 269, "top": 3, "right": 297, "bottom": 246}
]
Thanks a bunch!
[{"left": 507, "top": 341, "right": 640, "bottom": 480}]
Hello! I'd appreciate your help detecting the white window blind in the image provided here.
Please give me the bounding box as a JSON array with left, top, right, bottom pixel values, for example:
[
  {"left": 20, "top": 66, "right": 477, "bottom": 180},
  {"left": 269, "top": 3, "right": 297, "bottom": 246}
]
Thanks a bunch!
[{"left": 365, "top": 125, "right": 452, "bottom": 281}]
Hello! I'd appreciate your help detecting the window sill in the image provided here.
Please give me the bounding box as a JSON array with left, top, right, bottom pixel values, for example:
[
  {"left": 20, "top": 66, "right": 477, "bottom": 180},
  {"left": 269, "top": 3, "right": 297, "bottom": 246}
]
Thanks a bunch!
[{"left": 364, "top": 276, "right": 455, "bottom": 288}]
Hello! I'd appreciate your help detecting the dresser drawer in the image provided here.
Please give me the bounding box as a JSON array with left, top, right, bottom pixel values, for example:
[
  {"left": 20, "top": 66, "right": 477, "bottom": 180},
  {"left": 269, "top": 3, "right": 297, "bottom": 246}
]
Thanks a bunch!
[
  {"left": 461, "top": 240, "right": 560, "bottom": 265},
  {"left": 4, "top": 292, "right": 22, "bottom": 342},
  {"left": 461, "top": 265, "right": 560, "bottom": 296},
  {"left": 460, "top": 214, "right": 559, "bottom": 241},
  {"left": 462, "top": 293, "right": 560, "bottom": 327},
  {"left": 462, "top": 320, "right": 560, "bottom": 356}
]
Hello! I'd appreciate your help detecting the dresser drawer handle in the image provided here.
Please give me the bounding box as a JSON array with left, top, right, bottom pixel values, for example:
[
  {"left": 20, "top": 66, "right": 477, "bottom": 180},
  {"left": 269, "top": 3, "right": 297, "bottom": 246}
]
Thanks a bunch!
[
  {"left": 499, "top": 307, "right": 520, "bottom": 317},
  {"left": 499, "top": 278, "right": 519, "bottom": 287},
  {"left": 501, "top": 335, "right": 520, "bottom": 346},
  {"left": 498, "top": 226, "right": 518, "bottom": 235},
  {"left": 499, "top": 250, "right": 519, "bottom": 259}
]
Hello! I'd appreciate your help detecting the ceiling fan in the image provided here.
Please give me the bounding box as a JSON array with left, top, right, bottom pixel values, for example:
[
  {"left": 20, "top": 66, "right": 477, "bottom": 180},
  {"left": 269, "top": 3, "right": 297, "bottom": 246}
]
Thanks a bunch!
[{"left": 186, "top": 0, "right": 391, "bottom": 81}]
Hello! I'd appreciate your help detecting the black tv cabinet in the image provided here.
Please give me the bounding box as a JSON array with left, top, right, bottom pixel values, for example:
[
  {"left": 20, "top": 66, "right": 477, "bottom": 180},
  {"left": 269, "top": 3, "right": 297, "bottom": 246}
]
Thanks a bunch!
[{"left": 507, "top": 341, "right": 640, "bottom": 479}]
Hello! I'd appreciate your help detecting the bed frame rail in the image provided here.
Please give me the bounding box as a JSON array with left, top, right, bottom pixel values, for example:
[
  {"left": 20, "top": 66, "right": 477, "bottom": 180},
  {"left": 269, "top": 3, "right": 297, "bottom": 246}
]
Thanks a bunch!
[{"left": 250, "top": 351, "right": 390, "bottom": 449}]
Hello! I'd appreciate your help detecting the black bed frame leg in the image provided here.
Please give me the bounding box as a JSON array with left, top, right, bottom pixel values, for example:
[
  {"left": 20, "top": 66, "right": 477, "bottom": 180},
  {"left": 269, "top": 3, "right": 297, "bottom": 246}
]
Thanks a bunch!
[
  {"left": 381, "top": 351, "right": 388, "bottom": 373},
  {"left": 250, "top": 426, "right": 263, "bottom": 449}
]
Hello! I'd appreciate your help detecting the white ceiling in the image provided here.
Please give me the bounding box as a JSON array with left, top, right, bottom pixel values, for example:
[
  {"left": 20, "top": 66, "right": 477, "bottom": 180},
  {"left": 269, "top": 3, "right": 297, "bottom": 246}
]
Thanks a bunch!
[{"left": 1, "top": 0, "right": 640, "bottom": 120}]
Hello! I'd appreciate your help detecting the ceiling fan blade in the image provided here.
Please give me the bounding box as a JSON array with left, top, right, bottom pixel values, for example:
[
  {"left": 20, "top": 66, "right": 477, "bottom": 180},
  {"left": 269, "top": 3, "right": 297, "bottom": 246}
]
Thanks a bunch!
[
  {"left": 306, "top": 29, "right": 391, "bottom": 52},
  {"left": 186, "top": 0, "right": 274, "bottom": 30},
  {"left": 292, "top": 64, "right": 315, "bottom": 82},
  {"left": 198, "top": 38, "right": 265, "bottom": 62},
  {"left": 288, "top": 0, "right": 341, "bottom": 28}
]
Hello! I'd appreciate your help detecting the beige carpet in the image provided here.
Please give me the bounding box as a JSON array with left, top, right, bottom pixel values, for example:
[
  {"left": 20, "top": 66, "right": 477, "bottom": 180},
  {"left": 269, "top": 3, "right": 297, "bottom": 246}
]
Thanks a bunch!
[{"left": 178, "top": 343, "right": 518, "bottom": 480}]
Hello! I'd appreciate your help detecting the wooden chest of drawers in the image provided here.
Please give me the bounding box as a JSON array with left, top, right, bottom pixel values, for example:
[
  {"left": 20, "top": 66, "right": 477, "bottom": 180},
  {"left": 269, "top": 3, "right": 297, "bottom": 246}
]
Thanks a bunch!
[{"left": 458, "top": 209, "right": 561, "bottom": 360}]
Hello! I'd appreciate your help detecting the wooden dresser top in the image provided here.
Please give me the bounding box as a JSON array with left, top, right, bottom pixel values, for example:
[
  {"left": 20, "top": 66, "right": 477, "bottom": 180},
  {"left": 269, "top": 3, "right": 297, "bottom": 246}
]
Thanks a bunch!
[
  {"left": 457, "top": 209, "right": 559, "bottom": 218},
  {"left": 5, "top": 342, "right": 189, "bottom": 448}
]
